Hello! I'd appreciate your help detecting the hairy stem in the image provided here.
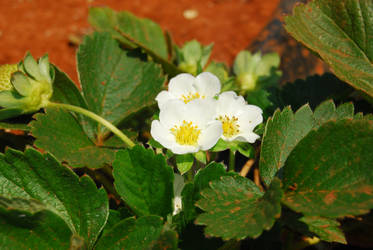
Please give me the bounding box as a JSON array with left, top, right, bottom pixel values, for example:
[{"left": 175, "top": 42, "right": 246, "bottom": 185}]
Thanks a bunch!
[{"left": 48, "top": 102, "right": 135, "bottom": 148}]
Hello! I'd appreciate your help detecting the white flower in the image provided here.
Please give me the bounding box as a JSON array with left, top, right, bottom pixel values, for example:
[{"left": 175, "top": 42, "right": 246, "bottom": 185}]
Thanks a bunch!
[
  {"left": 151, "top": 99, "right": 222, "bottom": 154},
  {"left": 216, "top": 91, "right": 263, "bottom": 143},
  {"left": 156, "top": 72, "right": 221, "bottom": 109}
]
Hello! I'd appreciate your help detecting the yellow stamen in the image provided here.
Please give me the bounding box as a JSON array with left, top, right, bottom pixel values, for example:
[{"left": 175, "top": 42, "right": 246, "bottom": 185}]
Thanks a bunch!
[
  {"left": 217, "top": 115, "right": 240, "bottom": 138},
  {"left": 180, "top": 92, "right": 205, "bottom": 104},
  {"left": 170, "top": 120, "right": 201, "bottom": 145}
]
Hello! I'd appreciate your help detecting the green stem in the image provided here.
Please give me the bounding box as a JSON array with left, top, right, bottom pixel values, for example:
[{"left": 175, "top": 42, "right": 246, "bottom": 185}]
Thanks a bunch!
[
  {"left": 229, "top": 150, "right": 236, "bottom": 172},
  {"left": 48, "top": 102, "right": 135, "bottom": 148}
]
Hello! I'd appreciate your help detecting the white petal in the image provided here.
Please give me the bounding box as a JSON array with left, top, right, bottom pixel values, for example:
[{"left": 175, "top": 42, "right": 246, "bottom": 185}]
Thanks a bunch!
[
  {"left": 155, "top": 90, "right": 174, "bottom": 109},
  {"left": 198, "top": 120, "right": 223, "bottom": 151},
  {"left": 171, "top": 144, "right": 200, "bottom": 154},
  {"left": 150, "top": 120, "right": 175, "bottom": 149},
  {"left": 237, "top": 106, "right": 263, "bottom": 131},
  {"left": 234, "top": 132, "right": 260, "bottom": 143},
  {"left": 173, "top": 196, "right": 182, "bottom": 215},
  {"left": 195, "top": 72, "right": 221, "bottom": 97},
  {"left": 216, "top": 91, "right": 247, "bottom": 117},
  {"left": 159, "top": 100, "right": 186, "bottom": 129},
  {"left": 168, "top": 73, "right": 196, "bottom": 98},
  {"left": 183, "top": 99, "right": 217, "bottom": 127}
]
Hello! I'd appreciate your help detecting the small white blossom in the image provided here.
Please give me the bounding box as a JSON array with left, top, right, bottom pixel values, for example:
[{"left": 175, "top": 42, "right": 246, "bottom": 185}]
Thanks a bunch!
[
  {"left": 216, "top": 91, "right": 263, "bottom": 143},
  {"left": 155, "top": 72, "right": 221, "bottom": 109},
  {"left": 151, "top": 99, "right": 222, "bottom": 154}
]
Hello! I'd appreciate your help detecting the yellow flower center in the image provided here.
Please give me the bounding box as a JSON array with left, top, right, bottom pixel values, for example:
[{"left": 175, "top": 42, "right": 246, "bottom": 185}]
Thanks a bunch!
[
  {"left": 0, "top": 64, "right": 18, "bottom": 91},
  {"left": 217, "top": 115, "right": 240, "bottom": 138},
  {"left": 180, "top": 92, "right": 205, "bottom": 104},
  {"left": 170, "top": 120, "right": 201, "bottom": 145}
]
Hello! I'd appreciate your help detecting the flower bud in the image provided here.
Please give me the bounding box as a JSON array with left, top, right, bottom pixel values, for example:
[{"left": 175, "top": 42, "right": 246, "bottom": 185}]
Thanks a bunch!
[{"left": 0, "top": 53, "right": 54, "bottom": 115}]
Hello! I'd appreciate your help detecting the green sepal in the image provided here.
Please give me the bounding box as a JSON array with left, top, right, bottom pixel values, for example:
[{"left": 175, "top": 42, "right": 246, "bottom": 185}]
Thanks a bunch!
[
  {"left": 10, "top": 71, "right": 32, "bottom": 96},
  {"left": 194, "top": 151, "right": 207, "bottom": 164},
  {"left": 23, "top": 52, "right": 43, "bottom": 81},
  {"left": 211, "top": 139, "right": 255, "bottom": 158},
  {"left": 38, "top": 54, "right": 52, "bottom": 82},
  {"left": 176, "top": 153, "right": 194, "bottom": 175}
]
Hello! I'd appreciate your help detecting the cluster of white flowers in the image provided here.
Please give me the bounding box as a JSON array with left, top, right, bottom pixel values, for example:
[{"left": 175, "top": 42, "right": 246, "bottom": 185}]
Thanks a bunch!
[{"left": 151, "top": 72, "right": 263, "bottom": 154}]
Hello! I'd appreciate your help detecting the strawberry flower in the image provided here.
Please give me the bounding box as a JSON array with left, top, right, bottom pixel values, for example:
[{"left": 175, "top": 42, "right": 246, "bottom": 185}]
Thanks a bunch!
[
  {"left": 216, "top": 91, "right": 263, "bottom": 143},
  {"left": 151, "top": 99, "right": 222, "bottom": 154}
]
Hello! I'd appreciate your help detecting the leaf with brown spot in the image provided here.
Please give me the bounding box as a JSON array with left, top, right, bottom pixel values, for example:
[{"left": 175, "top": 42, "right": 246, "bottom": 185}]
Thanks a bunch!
[
  {"left": 299, "top": 216, "right": 346, "bottom": 244},
  {"left": 0, "top": 148, "right": 108, "bottom": 248},
  {"left": 285, "top": 0, "right": 373, "bottom": 97},
  {"left": 283, "top": 119, "right": 373, "bottom": 218},
  {"left": 260, "top": 101, "right": 355, "bottom": 186},
  {"left": 195, "top": 176, "right": 283, "bottom": 240}
]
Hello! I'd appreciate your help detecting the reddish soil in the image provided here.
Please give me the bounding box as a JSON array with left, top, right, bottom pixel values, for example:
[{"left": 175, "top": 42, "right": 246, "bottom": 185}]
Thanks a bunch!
[{"left": 0, "top": 0, "right": 280, "bottom": 83}]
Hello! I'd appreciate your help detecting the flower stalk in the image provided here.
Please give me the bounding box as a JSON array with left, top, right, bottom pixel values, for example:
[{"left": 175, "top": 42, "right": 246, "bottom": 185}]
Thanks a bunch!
[{"left": 47, "top": 102, "right": 135, "bottom": 148}]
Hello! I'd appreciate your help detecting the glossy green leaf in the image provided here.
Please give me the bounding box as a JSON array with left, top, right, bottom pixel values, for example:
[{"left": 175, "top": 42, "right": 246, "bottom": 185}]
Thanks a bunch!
[
  {"left": 259, "top": 105, "right": 315, "bottom": 186},
  {"left": 196, "top": 177, "right": 283, "bottom": 240},
  {"left": 113, "top": 145, "right": 174, "bottom": 217},
  {"left": 95, "top": 216, "right": 177, "bottom": 250},
  {"left": 285, "top": 0, "right": 373, "bottom": 97},
  {"left": 89, "top": 7, "right": 168, "bottom": 58},
  {"left": 260, "top": 101, "right": 355, "bottom": 186},
  {"left": 194, "top": 162, "right": 229, "bottom": 196},
  {"left": 88, "top": 8, "right": 181, "bottom": 77},
  {"left": 77, "top": 32, "right": 165, "bottom": 136},
  {"left": 31, "top": 107, "right": 118, "bottom": 168},
  {"left": 0, "top": 206, "right": 72, "bottom": 249},
  {"left": 283, "top": 119, "right": 373, "bottom": 218},
  {"left": 0, "top": 148, "right": 109, "bottom": 248}
]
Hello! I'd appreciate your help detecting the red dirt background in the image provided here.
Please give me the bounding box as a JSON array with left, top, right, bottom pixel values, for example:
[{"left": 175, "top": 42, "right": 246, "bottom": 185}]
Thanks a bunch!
[{"left": 0, "top": 0, "right": 280, "bottom": 83}]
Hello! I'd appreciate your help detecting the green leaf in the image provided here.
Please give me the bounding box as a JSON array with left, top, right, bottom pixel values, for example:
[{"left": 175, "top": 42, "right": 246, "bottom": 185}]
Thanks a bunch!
[
  {"left": 282, "top": 209, "right": 346, "bottom": 244},
  {"left": 0, "top": 148, "right": 109, "bottom": 248},
  {"left": 88, "top": 8, "right": 182, "bottom": 77},
  {"left": 194, "top": 162, "right": 229, "bottom": 194},
  {"left": 95, "top": 216, "right": 178, "bottom": 250},
  {"left": 77, "top": 32, "right": 165, "bottom": 136},
  {"left": 89, "top": 7, "right": 168, "bottom": 59},
  {"left": 259, "top": 101, "right": 355, "bottom": 186},
  {"left": 176, "top": 154, "right": 194, "bottom": 174},
  {"left": 299, "top": 216, "right": 346, "bottom": 244},
  {"left": 31, "top": 107, "right": 118, "bottom": 168},
  {"left": 283, "top": 119, "right": 373, "bottom": 218},
  {"left": 196, "top": 177, "right": 283, "bottom": 240},
  {"left": 259, "top": 105, "right": 315, "bottom": 186},
  {"left": 0, "top": 108, "right": 24, "bottom": 121},
  {"left": 285, "top": 0, "right": 373, "bottom": 97},
  {"left": 0, "top": 207, "right": 72, "bottom": 249},
  {"left": 113, "top": 145, "right": 174, "bottom": 217},
  {"left": 0, "top": 121, "right": 29, "bottom": 131}
]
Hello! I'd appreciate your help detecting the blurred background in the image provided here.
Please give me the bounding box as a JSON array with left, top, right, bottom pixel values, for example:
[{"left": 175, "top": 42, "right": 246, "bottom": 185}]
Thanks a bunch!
[{"left": 0, "top": 0, "right": 325, "bottom": 84}]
